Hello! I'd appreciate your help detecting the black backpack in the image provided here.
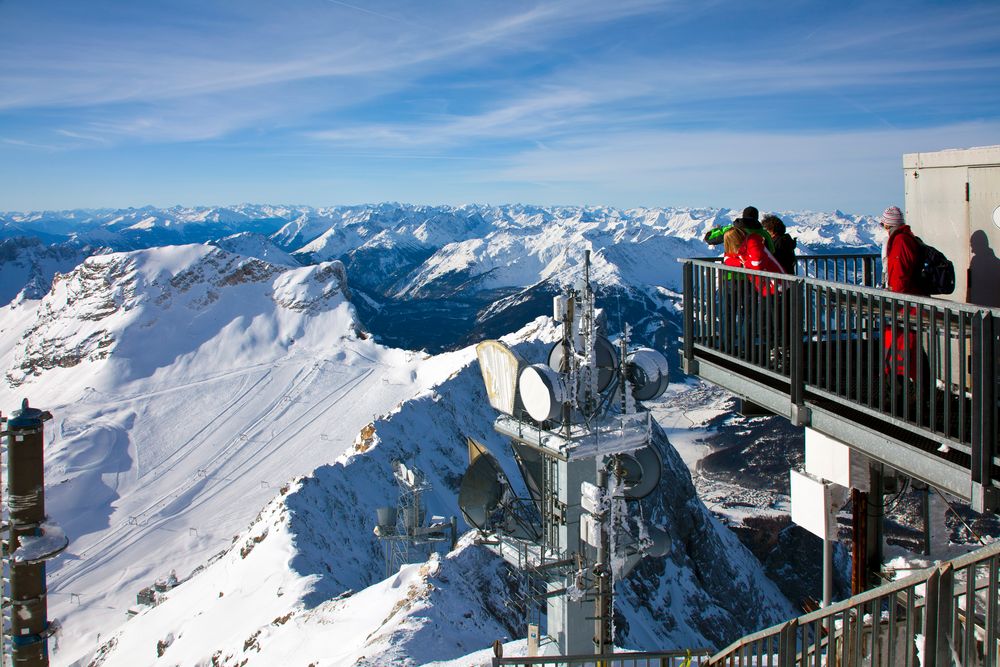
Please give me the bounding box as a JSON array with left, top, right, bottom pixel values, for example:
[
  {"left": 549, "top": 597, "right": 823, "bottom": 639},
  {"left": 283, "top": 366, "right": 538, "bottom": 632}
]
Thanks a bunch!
[{"left": 916, "top": 237, "right": 955, "bottom": 295}]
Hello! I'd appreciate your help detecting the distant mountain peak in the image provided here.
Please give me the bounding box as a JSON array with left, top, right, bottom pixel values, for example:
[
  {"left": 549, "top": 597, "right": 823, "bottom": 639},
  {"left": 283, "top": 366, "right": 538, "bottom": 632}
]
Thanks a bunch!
[{"left": 6, "top": 245, "right": 355, "bottom": 388}]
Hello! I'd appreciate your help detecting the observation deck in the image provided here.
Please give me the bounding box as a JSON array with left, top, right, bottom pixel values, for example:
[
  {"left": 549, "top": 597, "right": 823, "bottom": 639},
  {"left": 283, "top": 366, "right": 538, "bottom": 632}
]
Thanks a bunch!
[{"left": 679, "top": 253, "right": 1000, "bottom": 512}]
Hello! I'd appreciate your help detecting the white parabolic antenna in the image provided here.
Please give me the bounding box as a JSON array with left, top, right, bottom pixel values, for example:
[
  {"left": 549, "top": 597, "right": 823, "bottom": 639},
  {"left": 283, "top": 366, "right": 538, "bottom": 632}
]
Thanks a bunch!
[
  {"left": 626, "top": 348, "right": 670, "bottom": 401},
  {"left": 519, "top": 363, "right": 565, "bottom": 422}
]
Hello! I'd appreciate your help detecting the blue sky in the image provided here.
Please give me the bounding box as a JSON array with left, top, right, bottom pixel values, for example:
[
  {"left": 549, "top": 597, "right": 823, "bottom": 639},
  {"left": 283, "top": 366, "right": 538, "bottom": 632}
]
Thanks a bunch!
[{"left": 1, "top": 0, "right": 998, "bottom": 214}]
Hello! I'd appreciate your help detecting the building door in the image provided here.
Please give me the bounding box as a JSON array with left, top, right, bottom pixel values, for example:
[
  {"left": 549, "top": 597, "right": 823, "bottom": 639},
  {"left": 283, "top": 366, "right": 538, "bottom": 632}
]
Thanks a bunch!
[{"left": 968, "top": 167, "right": 1000, "bottom": 307}]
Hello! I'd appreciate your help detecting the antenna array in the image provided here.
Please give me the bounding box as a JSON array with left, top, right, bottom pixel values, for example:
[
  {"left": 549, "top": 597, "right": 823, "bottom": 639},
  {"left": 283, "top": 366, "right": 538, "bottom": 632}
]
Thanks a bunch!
[{"left": 461, "top": 250, "right": 671, "bottom": 656}]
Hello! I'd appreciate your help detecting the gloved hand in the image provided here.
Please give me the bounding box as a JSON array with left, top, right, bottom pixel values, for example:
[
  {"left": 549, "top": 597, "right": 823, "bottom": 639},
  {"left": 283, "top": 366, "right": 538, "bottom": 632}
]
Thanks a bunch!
[{"left": 703, "top": 228, "right": 724, "bottom": 245}]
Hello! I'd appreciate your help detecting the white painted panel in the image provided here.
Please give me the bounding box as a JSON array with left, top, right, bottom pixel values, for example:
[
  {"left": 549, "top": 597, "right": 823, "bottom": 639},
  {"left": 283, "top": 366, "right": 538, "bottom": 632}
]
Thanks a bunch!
[
  {"left": 476, "top": 340, "right": 522, "bottom": 415},
  {"left": 580, "top": 481, "right": 602, "bottom": 515},
  {"left": 805, "top": 428, "right": 869, "bottom": 492},
  {"left": 790, "top": 469, "right": 836, "bottom": 540},
  {"left": 580, "top": 513, "right": 601, "bottom": 548}
]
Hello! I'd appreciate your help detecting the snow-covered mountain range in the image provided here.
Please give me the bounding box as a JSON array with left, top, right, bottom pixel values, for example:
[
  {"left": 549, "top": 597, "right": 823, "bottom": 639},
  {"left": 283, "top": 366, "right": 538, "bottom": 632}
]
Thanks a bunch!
[
  {"left": 0, "top": 203, "right": 881, "bottom": 352},
  {"left": 0, "top": 203, "right": 882, "bottom": 666}
]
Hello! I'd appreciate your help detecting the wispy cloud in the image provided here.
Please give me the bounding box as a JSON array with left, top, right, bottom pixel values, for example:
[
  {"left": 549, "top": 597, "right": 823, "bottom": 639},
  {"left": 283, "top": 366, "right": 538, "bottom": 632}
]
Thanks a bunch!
[
  {"left": 0, "top": 1, "right": 997, "bottom": 211},
  {"left": 476, "top": 120, "right": 1000, "bottom": 211}
]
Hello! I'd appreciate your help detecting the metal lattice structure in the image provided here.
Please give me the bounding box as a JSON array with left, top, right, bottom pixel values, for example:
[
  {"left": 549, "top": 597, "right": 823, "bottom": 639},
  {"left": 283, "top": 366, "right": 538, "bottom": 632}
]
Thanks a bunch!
[{"left": 374, "top": 460, "right": 456, "bottom": 578}]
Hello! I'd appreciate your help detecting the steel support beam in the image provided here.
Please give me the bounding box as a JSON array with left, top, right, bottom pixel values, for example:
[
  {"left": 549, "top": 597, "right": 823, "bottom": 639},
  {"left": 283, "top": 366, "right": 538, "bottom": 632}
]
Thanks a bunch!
[
  {"left": 694, "top": 358, "right": 792, "bottom": 420},
  {"left": 808, "top": 405, "right": 972, "bottom": 502},
  {"left": 971, "top": 311, "right": 999, "bottom": 513}
]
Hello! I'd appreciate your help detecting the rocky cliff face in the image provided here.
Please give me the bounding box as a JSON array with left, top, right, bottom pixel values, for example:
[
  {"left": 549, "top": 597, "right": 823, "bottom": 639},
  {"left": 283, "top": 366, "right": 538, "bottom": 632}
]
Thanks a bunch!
[
  {"left": 0, "top": 236, "right": 94, "bottom": 305},
  {"left": 6, "top": 245, "right": 351, "bottom": 387}
]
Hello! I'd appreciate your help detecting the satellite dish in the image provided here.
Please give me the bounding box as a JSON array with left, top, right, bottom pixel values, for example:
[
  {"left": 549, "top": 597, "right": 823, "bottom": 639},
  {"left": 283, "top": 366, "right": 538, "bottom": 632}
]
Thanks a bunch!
[
  {"left": 519, "top": 364, "right": 566, "bottom": 423},
  {"left": 458, "top": 449, "right": 541, "bottom": 541},
  {"left": 458, "top": 450, "right": 506, "bottom": 531},
  {"left": 547, "top": 335, "right": 619, "bottom": 393},
  {"left": 626, "top": 348, "right": 670, "bottom": 401},
  {"left": 645, "top": 526, "right": 671, "bottom": 558},
  {"left": 476, "top": 340, "right": 526, "bottom": 416},
  {"left": 614, "top": 445, "right": 663, "bottom": 500}
]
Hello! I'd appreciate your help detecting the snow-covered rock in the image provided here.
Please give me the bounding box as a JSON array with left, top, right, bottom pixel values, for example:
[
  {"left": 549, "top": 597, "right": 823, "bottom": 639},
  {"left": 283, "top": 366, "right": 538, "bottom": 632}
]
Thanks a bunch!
[
  {"left": 210, "top": 232, "right": 301, "bottom": 268},
  {"left": 0, "top": 236, "right": 94, "bottom": 305}
]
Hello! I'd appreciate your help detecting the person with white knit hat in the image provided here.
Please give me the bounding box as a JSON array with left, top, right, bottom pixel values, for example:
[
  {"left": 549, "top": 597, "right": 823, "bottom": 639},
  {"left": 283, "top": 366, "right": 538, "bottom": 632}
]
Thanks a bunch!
[
  {"left": 879, "top": 204, "right": 929, "bottom": 415},
  {"left": 880, "top": 205, "right": 921, "bottom": 295}
]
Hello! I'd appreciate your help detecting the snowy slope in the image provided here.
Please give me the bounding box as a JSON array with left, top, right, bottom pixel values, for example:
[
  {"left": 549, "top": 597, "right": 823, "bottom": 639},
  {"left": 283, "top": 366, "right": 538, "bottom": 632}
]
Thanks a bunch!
[
  {"left": 0, "top": 245, "right": 463, "bottom": 666},
  {"left": 210, "top": 232, "right": 302, "bottom": 267},
  {"left": 84, "top": 319, "right": 792, "bottom": 666},
  {"left": 89, "top": 500, "right": 526, "bottom": 667}
]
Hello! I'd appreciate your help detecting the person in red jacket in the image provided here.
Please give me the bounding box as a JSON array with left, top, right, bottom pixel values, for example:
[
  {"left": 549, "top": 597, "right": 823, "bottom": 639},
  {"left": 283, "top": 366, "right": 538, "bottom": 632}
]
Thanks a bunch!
[
  {"left": 882, "top": 206, "right": 923, "bottom": 295},
  {"left": 880, "top": 205, "right": 929, "bottom": 417},
  {"left": 735, "top": 226, "right": 784, "bottom": 295}
]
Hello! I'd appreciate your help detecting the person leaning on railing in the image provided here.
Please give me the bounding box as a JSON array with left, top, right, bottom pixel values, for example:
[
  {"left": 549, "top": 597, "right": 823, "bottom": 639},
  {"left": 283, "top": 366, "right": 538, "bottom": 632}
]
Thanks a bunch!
[
  {"left": 880, "top": 205, "right": 930, "bottom": 416},
  {"left": 721, "top": 225, "right": 786, "bottom": 362},
  {"left": 761, "top": 214, "right": 797, "bottom": 275},
  {"left": 703, "top": 205, "right": 776, "bottom": 254}
]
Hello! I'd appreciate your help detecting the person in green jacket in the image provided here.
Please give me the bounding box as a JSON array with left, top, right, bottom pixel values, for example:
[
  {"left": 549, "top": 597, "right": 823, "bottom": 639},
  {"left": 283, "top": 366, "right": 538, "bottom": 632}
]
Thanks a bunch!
[{"left": 703, "top": 206, "right": 775, "bottom": 254}]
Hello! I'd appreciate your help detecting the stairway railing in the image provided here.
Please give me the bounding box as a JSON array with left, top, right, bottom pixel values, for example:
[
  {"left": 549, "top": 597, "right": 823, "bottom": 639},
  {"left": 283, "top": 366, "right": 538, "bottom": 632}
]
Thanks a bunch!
[
  {"left": 493, "top": 648, "right": 712, "bottom": 666},
  {"left": 490, "top": 542, "right": 1000, "bottom": 666},
  {"left": 709, "top": 539, "right": 1000, "bottom": 667}
]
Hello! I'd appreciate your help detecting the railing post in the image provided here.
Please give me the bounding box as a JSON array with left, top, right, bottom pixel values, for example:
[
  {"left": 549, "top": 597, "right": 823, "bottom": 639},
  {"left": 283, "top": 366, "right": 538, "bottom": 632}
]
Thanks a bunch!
[
  {"left": 924, "top": 563, "right": 956, "bottom": 666},
  {"left": 863, "top": 257, "right": 875, "bottom": 287},
  {"left": 789, "top": 279, "right": 810, "bottom": 426},
  {"left": 778, "top": 619, "right": 798, "bottom": 667},
  {"left": 682, "top": 261, "right": 698, "bottom": 374},
  {"left": 971, "top": 310, "right": 998, "bottom": 513},
  {"left": 922, "top": 566, "right": 939, "bottom": 665}
]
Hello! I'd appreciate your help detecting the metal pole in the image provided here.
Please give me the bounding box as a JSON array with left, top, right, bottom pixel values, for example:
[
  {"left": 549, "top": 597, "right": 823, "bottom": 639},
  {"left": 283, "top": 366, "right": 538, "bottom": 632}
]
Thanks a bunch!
[
  {"left": 682, "top": 262, "right": 695, "bottom": 373},
  {"left": 867, "top": 465, "right": 884, "bottom": 586},
  {"left": 922, "top": 484, "right": 932, "bottom": 556},
  {"left": 822, "top": 537, "right": 833, "bottom": 609},
  {"left": 6, "top": 400, "right": 54, "bottom": 667},
  {"left": 851, "top": 488, "right": 867, "bottom": 595},
  {"left": 821, "top": 535, "right": 834, "bottom": 653},
  {"left": 594, "top": 466, "right": 612, "bottom": 656},
  {"left": 562, "top": 288, "right": 574, "bottom": 438}
]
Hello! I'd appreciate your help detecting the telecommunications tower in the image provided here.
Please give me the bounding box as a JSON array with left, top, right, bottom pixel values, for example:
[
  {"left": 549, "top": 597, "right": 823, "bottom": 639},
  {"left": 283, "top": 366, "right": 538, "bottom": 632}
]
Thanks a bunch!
[
  {"left": 374, "top": 460, "right": 457, "bottom": 577},
  {"left": 459, "top": 251, "right": 671, "bottom": 656}
]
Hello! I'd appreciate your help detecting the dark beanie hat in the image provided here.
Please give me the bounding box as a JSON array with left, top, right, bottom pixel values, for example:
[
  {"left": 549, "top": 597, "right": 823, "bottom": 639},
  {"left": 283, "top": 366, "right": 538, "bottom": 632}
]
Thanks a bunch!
[
  {"left": 735, "top": 206, "right": 760, "bottom": 228},
  {"left": 739, "top": 206, "right": 759, "bottom": 223}
]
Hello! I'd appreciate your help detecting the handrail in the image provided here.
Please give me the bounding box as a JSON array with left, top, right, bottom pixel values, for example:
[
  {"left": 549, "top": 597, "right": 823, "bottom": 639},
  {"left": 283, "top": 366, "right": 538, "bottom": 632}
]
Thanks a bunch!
[
  {"left": 685, "top": 256, "right": 1000, "bottom": 317},
  {"left": 707, "top": 540, "right": 1000, "bottom": 666},
  {"left": 493, "top": 648, "right": 713, "bottom": 666}
]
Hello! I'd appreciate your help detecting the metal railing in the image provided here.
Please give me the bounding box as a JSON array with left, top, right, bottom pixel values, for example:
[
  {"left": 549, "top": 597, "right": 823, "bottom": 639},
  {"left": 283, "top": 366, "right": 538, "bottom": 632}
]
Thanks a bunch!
[
  {"left": 680, "top": 254, "right": 1000, "bottom": 509},
  {"left": 797, "top": 253, "right": 880, "bottom": 286},
  {"left": 708, "top": 539, "right": 1000, "bottom": 667},
  {"left": 493, "top": 648, "right": 712, "bottom": 667}
]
